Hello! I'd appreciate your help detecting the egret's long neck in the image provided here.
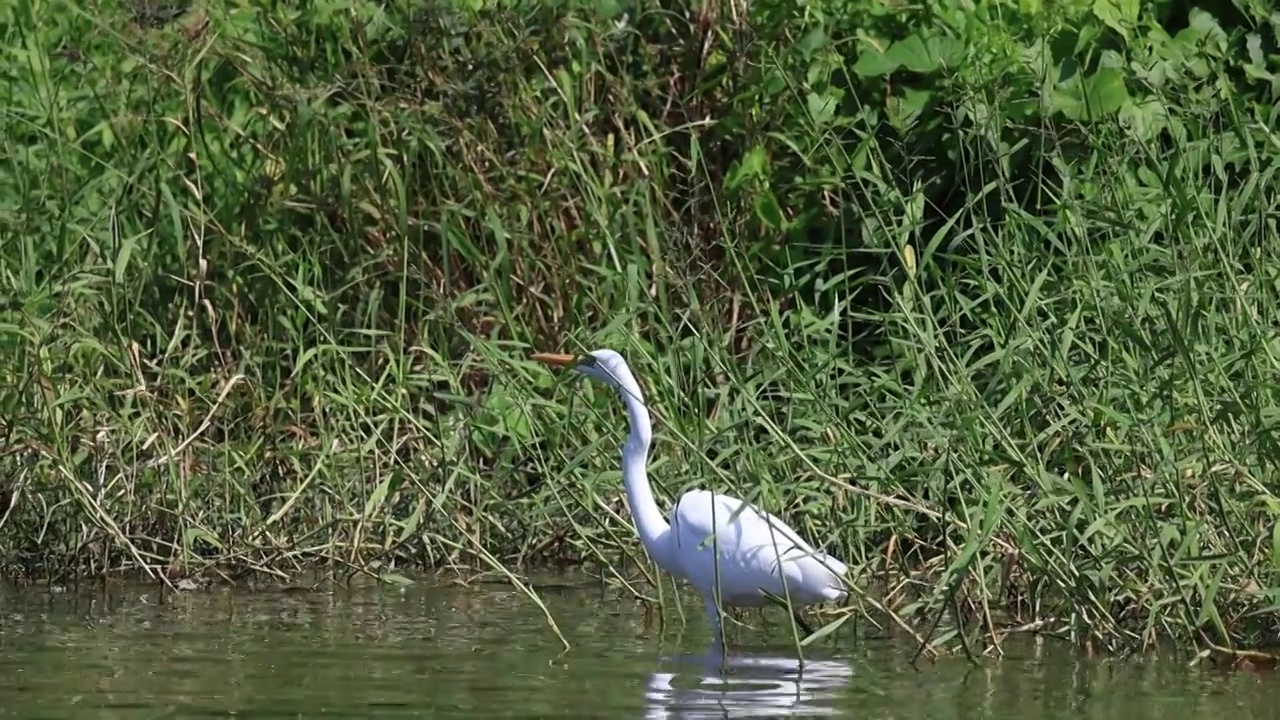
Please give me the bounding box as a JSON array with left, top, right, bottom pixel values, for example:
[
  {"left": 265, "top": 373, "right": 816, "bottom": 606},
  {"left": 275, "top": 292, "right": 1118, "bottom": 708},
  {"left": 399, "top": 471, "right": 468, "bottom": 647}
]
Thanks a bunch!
[{"left": 611, "top": 373, "right": 674, "bottom": 571}]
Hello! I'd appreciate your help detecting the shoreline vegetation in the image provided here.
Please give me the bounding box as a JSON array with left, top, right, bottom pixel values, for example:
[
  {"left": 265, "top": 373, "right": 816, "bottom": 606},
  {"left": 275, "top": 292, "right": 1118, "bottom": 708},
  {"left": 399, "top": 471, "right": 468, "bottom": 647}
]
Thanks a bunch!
[{"left": 4, "top": 0, "right": 1280, "bottom": 663}]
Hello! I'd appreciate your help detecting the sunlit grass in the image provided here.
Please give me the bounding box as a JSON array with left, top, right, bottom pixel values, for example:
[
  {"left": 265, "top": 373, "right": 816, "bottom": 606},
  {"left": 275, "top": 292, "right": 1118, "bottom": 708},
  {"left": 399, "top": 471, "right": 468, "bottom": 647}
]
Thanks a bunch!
[{"left": 1, "top": 0, "right": 1278, "bottom": 660}]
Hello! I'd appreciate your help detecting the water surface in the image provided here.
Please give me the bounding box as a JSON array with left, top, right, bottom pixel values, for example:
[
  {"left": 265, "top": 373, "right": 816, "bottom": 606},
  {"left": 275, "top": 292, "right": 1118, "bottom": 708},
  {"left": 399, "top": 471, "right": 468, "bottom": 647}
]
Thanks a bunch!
[{"left": 0, "top": 579, "right": 1273, "bottom": 718}]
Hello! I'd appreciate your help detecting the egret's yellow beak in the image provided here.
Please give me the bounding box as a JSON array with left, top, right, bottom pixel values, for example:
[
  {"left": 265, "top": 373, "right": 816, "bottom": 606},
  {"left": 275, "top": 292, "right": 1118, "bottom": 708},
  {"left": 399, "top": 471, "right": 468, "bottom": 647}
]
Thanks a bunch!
[{"left": 531, "top": 352, "right": 580, "bottom": 367}]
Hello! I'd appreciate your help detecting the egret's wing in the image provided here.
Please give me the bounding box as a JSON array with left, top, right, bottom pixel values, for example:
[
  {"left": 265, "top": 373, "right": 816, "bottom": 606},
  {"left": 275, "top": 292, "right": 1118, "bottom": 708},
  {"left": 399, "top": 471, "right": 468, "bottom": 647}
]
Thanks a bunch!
[
  {"left": 671, "top": 490, "right": 847, "bottom": 575},
  {"left": 749, "top": 503, "right": 848, "bottom": 576}
]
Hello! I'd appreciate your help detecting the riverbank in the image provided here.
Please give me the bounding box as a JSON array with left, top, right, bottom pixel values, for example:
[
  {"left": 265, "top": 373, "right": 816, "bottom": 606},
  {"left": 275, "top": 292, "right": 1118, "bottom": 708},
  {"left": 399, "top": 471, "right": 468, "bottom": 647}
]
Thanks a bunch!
[{"left": 3, "top": 0, "right": 1279, "bottom": 658}]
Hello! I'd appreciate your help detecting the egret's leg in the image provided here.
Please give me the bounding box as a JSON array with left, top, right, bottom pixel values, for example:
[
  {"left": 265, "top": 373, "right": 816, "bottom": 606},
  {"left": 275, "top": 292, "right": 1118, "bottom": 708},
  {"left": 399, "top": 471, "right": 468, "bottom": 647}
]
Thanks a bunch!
[
  {"left": 699, "top": 639, "right": 729, "bottom": 675},
  {"left": 704, "top": 595, "right": 726, "bottom": 651}
]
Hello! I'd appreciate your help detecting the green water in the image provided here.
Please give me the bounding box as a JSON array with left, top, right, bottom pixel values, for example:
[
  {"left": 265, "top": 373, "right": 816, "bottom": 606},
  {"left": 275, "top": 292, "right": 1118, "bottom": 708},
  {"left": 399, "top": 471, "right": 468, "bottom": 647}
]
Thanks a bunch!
[{"left": 0, "top": 581, "right": 1273, "bottom": 718}]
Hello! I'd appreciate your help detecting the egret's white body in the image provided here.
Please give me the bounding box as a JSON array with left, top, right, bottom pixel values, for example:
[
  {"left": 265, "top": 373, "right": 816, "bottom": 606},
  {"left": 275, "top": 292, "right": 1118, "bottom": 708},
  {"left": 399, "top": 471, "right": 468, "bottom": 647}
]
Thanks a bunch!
[{"left": 532, "top": 349, "right": 849, "bottom": 642}]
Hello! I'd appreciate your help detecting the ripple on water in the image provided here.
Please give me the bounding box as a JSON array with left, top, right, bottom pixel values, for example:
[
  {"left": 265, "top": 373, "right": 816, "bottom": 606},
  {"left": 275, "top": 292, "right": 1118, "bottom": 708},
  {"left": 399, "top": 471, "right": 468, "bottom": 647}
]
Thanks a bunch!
[{"left": 2, "top": 583, "right": 1278, "bottom": 719}]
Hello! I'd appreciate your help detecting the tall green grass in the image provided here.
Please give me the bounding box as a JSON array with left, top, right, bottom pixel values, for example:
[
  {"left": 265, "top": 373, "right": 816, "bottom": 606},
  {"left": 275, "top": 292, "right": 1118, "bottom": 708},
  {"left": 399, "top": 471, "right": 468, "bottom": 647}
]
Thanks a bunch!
[{"left": 2, "top": 0, "right": 1279, "bottom": 659}]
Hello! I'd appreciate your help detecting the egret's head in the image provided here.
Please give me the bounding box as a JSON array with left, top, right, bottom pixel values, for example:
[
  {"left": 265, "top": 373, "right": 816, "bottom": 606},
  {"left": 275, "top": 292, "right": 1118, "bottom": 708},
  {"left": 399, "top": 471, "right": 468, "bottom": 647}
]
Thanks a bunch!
[
  {"left": 531, "top": 348, "right": 649, "bottom": 437},
  {"left": 530, "top": 349, "right": 629, "bottom": 388}
]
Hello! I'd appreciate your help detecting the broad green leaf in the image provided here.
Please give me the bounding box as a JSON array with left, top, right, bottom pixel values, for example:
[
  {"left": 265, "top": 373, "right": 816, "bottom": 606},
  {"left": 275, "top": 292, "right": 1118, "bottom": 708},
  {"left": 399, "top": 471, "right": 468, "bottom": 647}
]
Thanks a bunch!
[
  {"left": 725, "top": 146, "right": 768, "bottom": 191},
  {"left": 852, "top": 48, "right": 898, "bottom": 77},
  {"left": 886, "top": 33, "right": 938, "bottom": 73},
  {"left": 1083, "top": 67, "right": 1131, "bottom": 115},
  {"left": 1092, "top": 0, "right": 1139, "bottom": 39},
  {"left": 1054, "top": 67, "right": 1131, "bottom": 120},
  {"left": 806, "top": 92, "right": 837, "bottom": 125},
  {"left": 795, "top": 26, "right": 827, "bottom": 58},
  {"left": 754, "top": 190, "right": 786, "bottom": 230}
]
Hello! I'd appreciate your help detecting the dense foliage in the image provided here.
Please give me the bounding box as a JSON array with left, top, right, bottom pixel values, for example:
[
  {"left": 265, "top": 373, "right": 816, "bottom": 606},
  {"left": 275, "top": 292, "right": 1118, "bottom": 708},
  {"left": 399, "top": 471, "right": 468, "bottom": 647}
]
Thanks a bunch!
[{"left": 3, "top": 0, "right": 1280, "bottom": 658}]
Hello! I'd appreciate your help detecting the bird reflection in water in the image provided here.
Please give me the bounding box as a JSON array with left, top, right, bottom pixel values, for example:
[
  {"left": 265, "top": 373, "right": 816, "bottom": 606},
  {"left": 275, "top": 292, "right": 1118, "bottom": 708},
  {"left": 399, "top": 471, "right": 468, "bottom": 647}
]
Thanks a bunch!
[{"left": 645, "top": 648, "right": 852, "bottom": 718}]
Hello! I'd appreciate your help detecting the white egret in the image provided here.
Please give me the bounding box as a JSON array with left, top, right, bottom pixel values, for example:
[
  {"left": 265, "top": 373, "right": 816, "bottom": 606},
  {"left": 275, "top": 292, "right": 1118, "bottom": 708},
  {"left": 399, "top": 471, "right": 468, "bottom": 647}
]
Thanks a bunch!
[{"left": 531, "top": 349, "right": 850, "bottom": 644}]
